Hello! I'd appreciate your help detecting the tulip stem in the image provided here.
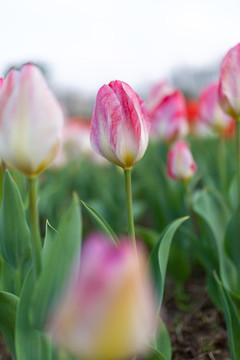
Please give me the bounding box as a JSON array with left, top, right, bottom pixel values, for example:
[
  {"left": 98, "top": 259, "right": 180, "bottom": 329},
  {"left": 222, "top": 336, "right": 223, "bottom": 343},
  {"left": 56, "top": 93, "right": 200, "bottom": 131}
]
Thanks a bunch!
[
  {"left": 218, "top": 135, "right": 226, "bottom": 194},
  {"left": 28, "top": 176, "right": 42, "bottom": 278},
  {"left": 124, "top": 168, "right": 136, "bottom": 247}
]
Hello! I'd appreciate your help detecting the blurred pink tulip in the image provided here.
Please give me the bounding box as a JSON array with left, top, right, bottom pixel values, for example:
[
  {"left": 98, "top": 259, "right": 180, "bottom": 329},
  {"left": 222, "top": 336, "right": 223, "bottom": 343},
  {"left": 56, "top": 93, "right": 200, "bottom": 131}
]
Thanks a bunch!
[
  {"left": 199, "top": 82, "right": 233, "bottom": 132},
  {"left": 48, "top": 234, "right": 157, "bottom": 360},
  {"left": 0, "top": 78, "right": 3, "bottom": 88},
  {"left": 219, "top": 43, "right": 240, "bottom": 119},
  {"left": 148, "top": 81, "right": 189, "bottom": 143},
  {"left": 167, "top": 140, "right": 197, "bottom": 182},
  {"left": 186, "top": 98, "right": 213, "bottom": 138},
  {"left": 0, "top": 64, "right": 63, "bottom": 176},
  {"left": 90, "top": 80, "right": 151, "bottom": 169}
]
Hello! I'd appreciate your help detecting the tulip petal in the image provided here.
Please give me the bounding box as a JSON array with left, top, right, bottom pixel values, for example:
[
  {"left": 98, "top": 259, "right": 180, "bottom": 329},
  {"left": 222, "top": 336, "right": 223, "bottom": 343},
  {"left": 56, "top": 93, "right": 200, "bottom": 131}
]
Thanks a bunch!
[
  {"left": 219, "top": 43, "right": 240, "bottom": 118},
  {"left": 0, "top": 64, "right": 63, "bottom": 175}
]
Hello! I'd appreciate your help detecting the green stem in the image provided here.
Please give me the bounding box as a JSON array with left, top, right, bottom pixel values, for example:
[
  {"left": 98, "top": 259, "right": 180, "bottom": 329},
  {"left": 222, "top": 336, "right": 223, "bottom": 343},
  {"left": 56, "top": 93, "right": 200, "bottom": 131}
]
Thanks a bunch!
[
  {"left": 1, "top": 160, "right": 7, "bottom": 178},
  {"left": 184, "top": 181, "right": 193, "bottom": 210},
  {"left": 28, "top": 176, "right": 42, "bottom": 278},
  {"left": 218, "top": 135, "right": 226, "bottom": 194},
  {"left": 124, "top": 168, "right": 136, "bottom": 246},
  {"left": 184, "top": 181, "right": 199, "bottom": 236},
  {"left": 237, "top": 121, "right": 240, "bottom": 205}
]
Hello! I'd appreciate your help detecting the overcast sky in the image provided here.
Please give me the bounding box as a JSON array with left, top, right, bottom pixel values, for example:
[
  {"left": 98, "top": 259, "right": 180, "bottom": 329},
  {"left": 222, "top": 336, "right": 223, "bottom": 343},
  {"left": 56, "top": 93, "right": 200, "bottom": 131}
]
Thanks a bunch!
[{"left": 1, "top": 0, "right": 240, "bottom": 94}]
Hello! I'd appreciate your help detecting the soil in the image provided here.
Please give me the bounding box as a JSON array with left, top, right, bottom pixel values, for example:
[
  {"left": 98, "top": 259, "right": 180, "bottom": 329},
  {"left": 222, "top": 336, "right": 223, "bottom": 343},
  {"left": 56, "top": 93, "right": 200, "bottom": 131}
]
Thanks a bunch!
[
  {"left": 164, "top": 275, "right": 230, "bottom": 360},
  {"left": 0, "top": 275, "right": 230, "bottom": 360}
]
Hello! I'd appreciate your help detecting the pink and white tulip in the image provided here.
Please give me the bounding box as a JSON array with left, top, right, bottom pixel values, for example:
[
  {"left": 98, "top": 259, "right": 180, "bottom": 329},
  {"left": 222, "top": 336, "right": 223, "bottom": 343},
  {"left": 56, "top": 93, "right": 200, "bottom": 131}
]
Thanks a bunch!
[
  {"left": 48, "top": 234, "right": 157, "bottom": 360},
  {"left": 167, "top": 140, "right": 197, "bottom": 182},
  {"left": 0, "top": 64, "right": 64, "bottom": 176},
  {"left": 199, "top": 82, "right": 233, "bottom": 132},
  {"left": 148, "top": 81, "right": 189, "bottom": 143},
  {"left": 219, "top": 43, "right": 240, "bottom": 119},
  {"left": 90, "top": 80, "right": 151, "bottom": 168}
]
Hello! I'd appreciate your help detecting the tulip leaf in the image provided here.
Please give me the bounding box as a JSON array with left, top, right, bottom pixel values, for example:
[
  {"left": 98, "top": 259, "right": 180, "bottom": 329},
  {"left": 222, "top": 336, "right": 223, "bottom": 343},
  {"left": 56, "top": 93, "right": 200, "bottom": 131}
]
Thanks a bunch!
[
  {"left": 147, "top": 345, "right": 168, "bottom": 360},
  {"left": 214, "top": 272, "right": 240, "bottom": 360},
  {"left": 81, "top": 200, "right": 118, "bottom": 244},
  {"left": 0, "top": 291, "right": 18, "bottom": 360},
  {"left": 0, "top": 171, "right": 31, "bottom": 269},
  {"left": 0, "top": 260, "right": 18, "bottom": 294},
  {"left": 149, "top": 216, "right": 188, "bottom": 310},
  {"left": 224, "top": 203, "right": 240, "bottom": 276},
  {"left": 193, "top": 188, "right": 238, "bottom": 293},
  {"left": 15, "top": 269, "right": 52, "bottom": 360},
  {"left": 135, "top": 226, "right": 160, "bottom": 249},
  {"left": 152, "top": 319, "right": 172, "bottom": 360},
  {"left": 31, "top": 194, "right": 82, "bottom": 329},
  {"left": 41, "top": 220, "right": 57, "bottom": 265}
]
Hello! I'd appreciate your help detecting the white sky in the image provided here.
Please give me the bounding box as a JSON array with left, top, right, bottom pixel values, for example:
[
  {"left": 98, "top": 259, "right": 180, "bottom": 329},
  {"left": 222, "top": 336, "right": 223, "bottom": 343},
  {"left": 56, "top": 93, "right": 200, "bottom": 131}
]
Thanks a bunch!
[{"left": 1, "top": 0, "right": 240, "bottom": 94}]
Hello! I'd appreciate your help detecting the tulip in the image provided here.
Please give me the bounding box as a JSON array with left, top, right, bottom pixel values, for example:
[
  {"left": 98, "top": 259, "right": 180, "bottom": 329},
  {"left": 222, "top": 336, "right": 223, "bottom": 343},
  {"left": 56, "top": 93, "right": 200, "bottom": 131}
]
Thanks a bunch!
[
  {"left": 148, "top": 81, "right": 189, "bottom": 143},
  {"left": 0, "top": 64, "right": 64, "bottom": 177},
  {"left": 199, "top": 82, "right": 233, "bottom": 132},
  {"left": 167, "top": 140, "right": 197, "bottom": 182},
  {"left": 90, "top": 80, "right": 151, "bottom": 168},
  {"left": 186, "top": 98, "right": 213, "bottom": 138},
  {"left": 219, "top": 43, "right": 240, "bottom": 119},
  {"left": 48, "top": 234, "right": 157, "bottom": 360}
]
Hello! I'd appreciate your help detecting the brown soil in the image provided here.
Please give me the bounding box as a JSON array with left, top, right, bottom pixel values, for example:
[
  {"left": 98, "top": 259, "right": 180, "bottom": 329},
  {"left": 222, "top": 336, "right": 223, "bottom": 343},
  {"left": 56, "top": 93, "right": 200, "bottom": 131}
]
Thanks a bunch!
[
  {"left": 164, "top": 275, "right": 230, "bottom": 360},
  {"left": 0, "top": 276, "right": 230, "bottom": 360}
]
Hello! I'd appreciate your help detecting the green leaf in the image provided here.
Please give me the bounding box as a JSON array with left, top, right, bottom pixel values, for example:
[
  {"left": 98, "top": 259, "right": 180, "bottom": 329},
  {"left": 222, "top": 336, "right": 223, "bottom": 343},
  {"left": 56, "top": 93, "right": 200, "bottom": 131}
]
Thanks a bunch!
[
  {"left": 31, "top": 194, "right": 82, "bottom": 329},
  {"left": 41, "top": 220, "right": 57, "bottom": 265},
  {"left": 0, "top": 260, "right": 18, "bottom": 294},
  {"left": 193, "top": 188, "right": 231, "bottom": 243},
  {"left": 15, "top": 269, "right": 52, "bottom": 360},
  {"left": 224, "top": 203, "right": 240, "bottom": 276},
  {"left": 0, "top": 171, "right": 31, "bottom": 269},
  {"left": 149, "top": 217, "right": 188, "bottom": 310},
  {"left": 146, "top": 345, "right": 168, "bottom": 360},
  {"left": 214, "top": 273, "right": 240, "bottom": 360},
  {"left": 81, "top": 200, "right": 118, "bottom": 244},
  {"left": 193, "top": 188, "right": 238, "bottom": 293},
  {"left": 135, "top": 226, "right": 160, "bottom": 250},
  {"left": 0, "top": 291, "right": 18, "bottom": 360},
  {"left": 153, "top": 319, "right": 172, "bottom": 360}
]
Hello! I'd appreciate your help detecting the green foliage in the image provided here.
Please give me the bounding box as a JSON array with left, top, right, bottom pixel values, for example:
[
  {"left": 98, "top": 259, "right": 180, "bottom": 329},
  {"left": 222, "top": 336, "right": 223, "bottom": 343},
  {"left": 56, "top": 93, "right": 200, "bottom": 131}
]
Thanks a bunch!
[
  {"left": 30, "top": 194, "right": 82, "bottom": 329},
  {"left": 15, "top": 269, "right": 52, "bottom": 360},
  {"left": 152, "top": 319, "right": 172, "bottom": 360},
  {"left": 81, "top": 200, "right": 118, "bottom": 244},
  {"left": 149, "top": 217, "right": 188, "bottom": 311},
  {"left": 214, "top": 273, "right": 240, "bottom": 360},
  {"left": 193, "top": 188, "right": 238, "bottom": 293},
  {"left": 0, "top": 171, "right": 31, "bottom": 269},
  {"left": 0, "top": 291, "right": 18, "bottom": 359}
]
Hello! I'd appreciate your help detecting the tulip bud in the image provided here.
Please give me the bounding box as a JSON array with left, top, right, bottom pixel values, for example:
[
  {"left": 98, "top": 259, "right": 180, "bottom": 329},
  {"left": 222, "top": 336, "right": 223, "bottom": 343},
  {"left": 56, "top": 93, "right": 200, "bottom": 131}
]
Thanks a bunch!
[
  {"left": 90, "top": 80, "right": 151, "bottom": 169},
  {"left": 48, "top": 234, "right": 157, "bottom": 360},
  {"left": 0, "top": 64, "right": 64, "bottom": 176},
  {"left": 199, "top": 82, "right": 233, "bottom": 132},
  {"left": 219, "top": 43, "right": 240, "bottom": 119},
  {"left": 167, "top": 140, "right": 197, "bottom": 182},
  {"left": 148, "top": 81, "right": 189, "bottom": 143}
]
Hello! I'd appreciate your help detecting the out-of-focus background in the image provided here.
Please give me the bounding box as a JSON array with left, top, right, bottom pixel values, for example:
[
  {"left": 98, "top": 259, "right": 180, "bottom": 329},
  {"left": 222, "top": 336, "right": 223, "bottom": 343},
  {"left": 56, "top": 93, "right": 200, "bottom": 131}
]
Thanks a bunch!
[{"left": 1, "top": 0, "right": 240, "bottom": 116}]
